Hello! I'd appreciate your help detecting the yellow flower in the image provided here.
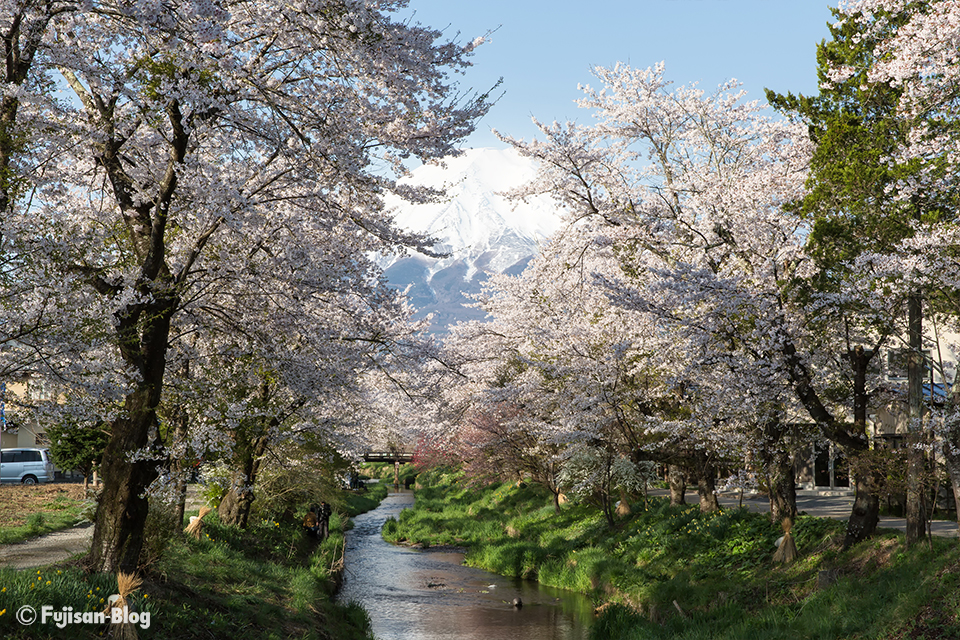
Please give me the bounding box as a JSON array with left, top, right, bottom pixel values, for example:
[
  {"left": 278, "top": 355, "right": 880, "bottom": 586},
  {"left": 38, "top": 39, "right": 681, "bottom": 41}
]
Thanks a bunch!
[
  {"left": 1, "top": 587, "right": 5, "bottom": 592},
  {"left": 46, "top": 581, "right": 51, "bottom": 585},
  {"left": 0, "top": 609, "right": 5, "bottom": 616}
]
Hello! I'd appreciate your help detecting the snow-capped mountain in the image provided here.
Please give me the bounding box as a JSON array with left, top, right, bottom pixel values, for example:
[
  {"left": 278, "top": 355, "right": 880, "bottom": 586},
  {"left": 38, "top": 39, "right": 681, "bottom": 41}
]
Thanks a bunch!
[{"left": 381, "top": 147, "right": 563, "bottom": 332}]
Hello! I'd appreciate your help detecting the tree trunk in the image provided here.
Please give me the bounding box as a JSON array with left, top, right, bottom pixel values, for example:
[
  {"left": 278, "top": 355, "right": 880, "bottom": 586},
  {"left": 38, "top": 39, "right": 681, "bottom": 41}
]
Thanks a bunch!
[
  {"left": 693, "top": 455, "right": 719, "bottom": 513},
  {"left": 906, "top": 293, "right": 927, "bottom": 546},
  {"left": 173, "top": 473, "right": 188, "bottom": 532},
  {"left": 667, "top": 464, "right": 687, "bottom": 506},
  {"left": 171, "top": 363, "right": 192, "bottom": 532},
  {"left": 697, "top": 473, "right": 719, "bottom": 513},
  {"left": 218, "top": 435, "right": 269, "bottom": 529},
  {"left": 86, "top": 389, "right": 161, "bottom": 573},
  {"left": 616, "top": 487, "right": 632, "bottom": 517},
  {"left": 763, "top": 417, "right": 798, "bottom": 524},
  {"left": 844, "top": 466, "right": 881, "bottom": 548},
  {"left": 601, "top": 496, "right": 616, "bottom": 527},
  {"left": 842, "top": 345, "right": 883, "bottom": 547},
  {"left": 768, "top": 451, "right": 797, "bottom": 524},
  {"left": 218, "top": 480, "right": 256, "bottom": 528}
]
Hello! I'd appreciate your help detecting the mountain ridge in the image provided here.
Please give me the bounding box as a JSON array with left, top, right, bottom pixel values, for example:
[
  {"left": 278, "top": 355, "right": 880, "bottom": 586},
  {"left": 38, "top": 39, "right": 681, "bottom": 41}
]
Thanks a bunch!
[{"left": 380, "top": 147, "right": 563, "bottom": 332}]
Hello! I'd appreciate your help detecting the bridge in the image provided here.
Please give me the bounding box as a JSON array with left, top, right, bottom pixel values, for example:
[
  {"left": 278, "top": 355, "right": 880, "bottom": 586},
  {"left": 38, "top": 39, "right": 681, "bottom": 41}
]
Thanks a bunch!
[
  {"left": 362, "top": 451, "right": 415, "bottom": 464},
  {"left": 362, "top": 451, "right": 415, "bottom": 486}
]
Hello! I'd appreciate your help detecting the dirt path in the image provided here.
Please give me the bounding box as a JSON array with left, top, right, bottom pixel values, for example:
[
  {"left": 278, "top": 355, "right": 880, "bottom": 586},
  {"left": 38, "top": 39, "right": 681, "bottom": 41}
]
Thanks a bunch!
[
  {"left": 0, "top": 522, "right": 94, "bottom": 570},
  {"left": 0, "top": 485, "right": 208, "bottom": 570}
]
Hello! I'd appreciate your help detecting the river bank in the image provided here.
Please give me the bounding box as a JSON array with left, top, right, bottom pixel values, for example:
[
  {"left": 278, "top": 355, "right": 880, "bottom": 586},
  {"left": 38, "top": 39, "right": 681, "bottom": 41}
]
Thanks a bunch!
[
  {"left": 384, "top": 467, "right": 960, "bottom": 639},
  {"left": 0, "top": 483, "right": 390, "bottom": 639},
  {"left": 338, "top": 486, "right": 593, "bottom": 640}
]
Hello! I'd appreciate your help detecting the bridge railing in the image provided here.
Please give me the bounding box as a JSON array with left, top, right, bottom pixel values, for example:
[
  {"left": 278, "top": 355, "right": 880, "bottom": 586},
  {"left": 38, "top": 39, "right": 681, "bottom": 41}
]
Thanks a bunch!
[{"left": 363, "top": 451, "right": 415, "bottom": 463}]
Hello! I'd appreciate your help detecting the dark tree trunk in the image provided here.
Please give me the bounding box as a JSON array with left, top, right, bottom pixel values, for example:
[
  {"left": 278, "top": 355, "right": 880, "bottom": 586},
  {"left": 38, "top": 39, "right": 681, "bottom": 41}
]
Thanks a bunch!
[
  {"left": 218, "top": 435, "right": 269, "bottom": 529},
  {"left": 841, "top": 345, "right": 883, "bottom": 547},
  {"left": 763, "top": 417, "right": 798, "bottom": 524},
  {"left": 667, "top": 464, "right": 687, "bottom": 506},
  {"left": 768, "top": 452, "right": 797, "bottom": 524},
  {"left": 697, "top": 473, "right": 719, "bottom": 513},
  {"left": 218, "top": 481, "right": 255, "bottom": 528},
  {"left": 780, "top": 329, "right": 884, "bottom": 545},
  {"left": 906, "top": 293, "right": 928, "bottom": 546},
  {"left": 601, "top": 499, "right": 615, "bottom": 527},
  {"left": 692, "top": 455, "right": 719, "bottom": 513},
  {"left": 86, "top": 390, "right": 161, "bottom": 573},
  {"left": 79, "top": 66, "right": 188, "bottom": 573},
  {"left": 844, "top": 468, "right": 882, "bottom": 549},
  {"left": 170, "top": 397, "right": 191, "bottom": 532}
]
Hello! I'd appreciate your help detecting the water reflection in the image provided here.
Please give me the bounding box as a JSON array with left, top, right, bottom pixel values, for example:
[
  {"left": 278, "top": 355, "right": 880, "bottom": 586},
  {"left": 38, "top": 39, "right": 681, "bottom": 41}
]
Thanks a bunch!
[{"left": 338, "top": 488, "right": 593, "bottom": 640}]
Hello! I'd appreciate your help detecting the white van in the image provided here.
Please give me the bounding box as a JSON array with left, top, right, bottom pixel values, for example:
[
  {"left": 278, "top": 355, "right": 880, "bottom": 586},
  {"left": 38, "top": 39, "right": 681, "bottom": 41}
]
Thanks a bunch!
[{"left": 0, "top": 448, "right": 56, "bottom": 484}]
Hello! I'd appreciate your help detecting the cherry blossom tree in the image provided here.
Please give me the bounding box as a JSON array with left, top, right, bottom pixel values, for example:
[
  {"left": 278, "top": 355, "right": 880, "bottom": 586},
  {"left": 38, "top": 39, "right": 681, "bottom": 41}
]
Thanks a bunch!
[
  {"left": 495, "top": 63, "right": 818, "bottom": 518},
  {"left": 825, "top": 0, "right": 960, "bottom": 544},
  {"left": 496, "top": 62, "right": 939, "bottom": 545},
  {"left": 837, "top": 0, "right": 960, "bottom": 181},
  {"left": 8, "top": 0, "right": 493, "bottom": 572}
]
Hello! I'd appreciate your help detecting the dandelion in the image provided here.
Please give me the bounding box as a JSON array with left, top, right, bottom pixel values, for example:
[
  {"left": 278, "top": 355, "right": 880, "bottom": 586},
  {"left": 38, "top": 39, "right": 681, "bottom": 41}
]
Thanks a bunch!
[
  {"left": 0, "top": 609, "right": 5, "bottom": 616},
  {"left": 46, "top": 581, "right": 51, "bottom": 585}
]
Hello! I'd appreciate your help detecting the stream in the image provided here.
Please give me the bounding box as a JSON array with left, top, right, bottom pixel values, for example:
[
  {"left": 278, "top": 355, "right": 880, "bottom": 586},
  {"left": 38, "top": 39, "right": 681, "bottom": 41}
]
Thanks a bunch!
[{"left": 337, "top": 487, "right": 594, "bottom": 640}]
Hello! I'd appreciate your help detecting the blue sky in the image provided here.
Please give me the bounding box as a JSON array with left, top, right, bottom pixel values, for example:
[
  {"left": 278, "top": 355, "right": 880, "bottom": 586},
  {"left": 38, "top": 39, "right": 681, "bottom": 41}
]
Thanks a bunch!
[{"left": 399, "top": 1, "right": 837, "bottom": 149}]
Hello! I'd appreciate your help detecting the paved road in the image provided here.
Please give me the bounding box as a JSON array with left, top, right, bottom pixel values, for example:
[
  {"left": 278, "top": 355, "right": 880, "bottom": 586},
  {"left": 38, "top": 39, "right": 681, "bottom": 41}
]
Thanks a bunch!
[{"left": 652, "top": 489, "right": 959, "bottom": 538}]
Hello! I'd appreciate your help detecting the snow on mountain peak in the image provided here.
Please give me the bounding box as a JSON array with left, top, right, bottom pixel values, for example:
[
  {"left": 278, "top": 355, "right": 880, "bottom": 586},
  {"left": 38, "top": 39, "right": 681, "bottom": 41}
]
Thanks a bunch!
[{"left": 383, "top": 147, "right": 562, "bottom": 278}]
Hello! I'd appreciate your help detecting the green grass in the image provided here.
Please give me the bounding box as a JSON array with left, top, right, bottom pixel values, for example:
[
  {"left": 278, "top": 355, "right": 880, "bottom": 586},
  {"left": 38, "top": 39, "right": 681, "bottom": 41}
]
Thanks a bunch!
[
  {"left": 342, "top": 480, "right": 389, "bottom": 517},
  {"left": 387, "top": 467, "right": 960, "bottom": 640},
  {"left": 0, "top": 495, "right": 382, "bottom": 639},
  {"left": 0, "top": 492, "right": 92, "bottom": 545},
  {"left": 360, "top": 462, "right": 418, "bottom": 487}
]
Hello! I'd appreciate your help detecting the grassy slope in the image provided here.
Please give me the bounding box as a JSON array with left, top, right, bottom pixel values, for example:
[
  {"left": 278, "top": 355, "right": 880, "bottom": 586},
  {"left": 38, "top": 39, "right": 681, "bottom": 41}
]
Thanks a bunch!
[
  {"left": 384, "top": 467, "right": 960, "bottom": 640},
  {"left": 0, "top": 482, "right": 389, "bottom": 640}
]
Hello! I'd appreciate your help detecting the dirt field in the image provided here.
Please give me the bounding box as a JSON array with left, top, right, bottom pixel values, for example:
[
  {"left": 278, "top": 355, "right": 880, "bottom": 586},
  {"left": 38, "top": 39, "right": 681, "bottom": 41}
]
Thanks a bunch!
[{"left": 0, "top": 482, "right": 86, "bottom": 528}]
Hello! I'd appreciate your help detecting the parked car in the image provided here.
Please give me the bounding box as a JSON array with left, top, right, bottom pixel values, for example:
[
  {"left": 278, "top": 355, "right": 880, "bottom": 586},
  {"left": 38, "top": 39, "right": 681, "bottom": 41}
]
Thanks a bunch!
[{"left": 0, "top": 447, "right": 56, "bottom": 484}]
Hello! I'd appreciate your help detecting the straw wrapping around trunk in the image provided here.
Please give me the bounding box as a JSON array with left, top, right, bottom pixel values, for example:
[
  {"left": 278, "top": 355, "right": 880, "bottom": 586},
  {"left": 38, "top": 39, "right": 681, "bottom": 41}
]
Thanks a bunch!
[
  {"left": 773, "top": 517, "right": 798, "bottom": 564},
  {"left": 185, "top": 506, "right": 213, "bottom": 540},
  {"left": 105, "top": 572, "right": 143, "bottom": 639}
]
